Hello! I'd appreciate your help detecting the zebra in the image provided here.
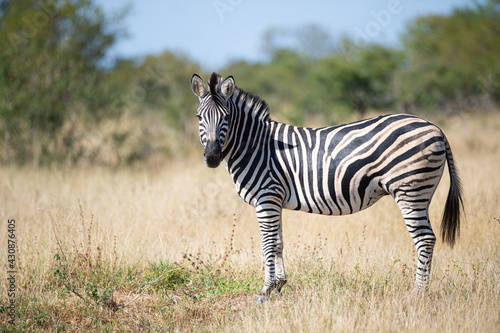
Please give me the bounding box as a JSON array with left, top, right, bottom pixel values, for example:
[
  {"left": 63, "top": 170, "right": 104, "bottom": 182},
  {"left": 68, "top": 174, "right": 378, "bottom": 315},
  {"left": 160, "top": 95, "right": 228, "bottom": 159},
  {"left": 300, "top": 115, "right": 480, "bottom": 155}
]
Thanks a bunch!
[{"left": 191, "top": 72, "right": 464, "bottom": 302}]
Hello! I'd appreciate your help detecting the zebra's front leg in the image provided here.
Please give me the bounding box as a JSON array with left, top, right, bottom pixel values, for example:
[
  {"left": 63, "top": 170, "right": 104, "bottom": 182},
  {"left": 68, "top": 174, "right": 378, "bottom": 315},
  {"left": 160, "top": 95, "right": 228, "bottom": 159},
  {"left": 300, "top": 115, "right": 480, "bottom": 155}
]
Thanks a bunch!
[
  {"left": 255, "top": 203, "right": 284, "bottom": 302},
  {"left": 274, "top": 216, "right": 287, "bottom": 295}
]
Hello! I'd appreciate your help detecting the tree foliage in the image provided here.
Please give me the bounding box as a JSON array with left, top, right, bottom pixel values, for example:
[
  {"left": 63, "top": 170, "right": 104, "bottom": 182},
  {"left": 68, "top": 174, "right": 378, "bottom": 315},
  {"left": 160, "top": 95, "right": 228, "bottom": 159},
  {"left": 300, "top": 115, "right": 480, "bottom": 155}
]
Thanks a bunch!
[
  {"left": 315, "top": 42, "right": 404, "bottom": 116},
  {"left": 0, "top": 0, "right": 123, "bottom": 165},
  {"left": 399, "top": 0, "right": 500, "bottom": 110}
]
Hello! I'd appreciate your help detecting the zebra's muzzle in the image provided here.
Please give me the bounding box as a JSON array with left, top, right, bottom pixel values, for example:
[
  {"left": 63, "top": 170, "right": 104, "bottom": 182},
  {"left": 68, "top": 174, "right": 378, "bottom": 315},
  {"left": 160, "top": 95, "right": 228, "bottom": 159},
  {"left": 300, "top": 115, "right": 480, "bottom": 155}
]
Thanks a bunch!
[{"left": 204, "top": 139, "right": 222, "bottom": 168}]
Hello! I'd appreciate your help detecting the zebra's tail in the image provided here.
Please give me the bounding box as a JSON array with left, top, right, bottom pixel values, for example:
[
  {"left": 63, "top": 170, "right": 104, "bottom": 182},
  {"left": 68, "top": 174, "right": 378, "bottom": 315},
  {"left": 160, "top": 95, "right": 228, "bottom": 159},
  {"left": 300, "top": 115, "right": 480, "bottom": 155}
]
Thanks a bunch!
[{"left": 441, "top": 134, "right": 464, "bottom": 247}]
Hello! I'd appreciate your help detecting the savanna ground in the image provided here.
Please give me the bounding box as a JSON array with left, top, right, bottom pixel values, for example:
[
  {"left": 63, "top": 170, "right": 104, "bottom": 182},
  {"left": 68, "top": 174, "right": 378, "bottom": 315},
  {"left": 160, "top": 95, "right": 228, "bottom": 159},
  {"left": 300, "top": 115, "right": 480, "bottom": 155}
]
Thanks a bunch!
[{"left": 1, "top": 112, "right": 499, "bottom": 332}]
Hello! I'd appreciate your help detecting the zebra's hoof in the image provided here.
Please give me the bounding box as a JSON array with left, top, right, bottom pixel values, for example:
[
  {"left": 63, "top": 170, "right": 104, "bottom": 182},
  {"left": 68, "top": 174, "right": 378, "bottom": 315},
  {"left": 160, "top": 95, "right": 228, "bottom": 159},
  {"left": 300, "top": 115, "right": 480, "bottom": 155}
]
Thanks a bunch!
[{"left": 255, "top": 296, "right": 266, "bottom": 304}]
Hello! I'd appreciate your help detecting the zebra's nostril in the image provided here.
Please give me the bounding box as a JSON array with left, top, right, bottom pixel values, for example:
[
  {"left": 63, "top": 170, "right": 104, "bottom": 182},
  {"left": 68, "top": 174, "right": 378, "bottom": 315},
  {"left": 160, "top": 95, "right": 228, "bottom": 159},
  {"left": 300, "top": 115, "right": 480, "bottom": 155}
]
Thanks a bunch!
[{"left": 205, "top": 154, "right": 221, "bottom": 168}]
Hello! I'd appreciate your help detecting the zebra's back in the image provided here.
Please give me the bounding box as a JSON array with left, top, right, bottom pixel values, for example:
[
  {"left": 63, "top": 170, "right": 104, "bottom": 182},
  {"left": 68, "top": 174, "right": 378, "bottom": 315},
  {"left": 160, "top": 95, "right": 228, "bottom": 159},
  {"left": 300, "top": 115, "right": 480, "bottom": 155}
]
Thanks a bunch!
[{"left": 269, "top": 114, "right": 447, "bottom": 216}]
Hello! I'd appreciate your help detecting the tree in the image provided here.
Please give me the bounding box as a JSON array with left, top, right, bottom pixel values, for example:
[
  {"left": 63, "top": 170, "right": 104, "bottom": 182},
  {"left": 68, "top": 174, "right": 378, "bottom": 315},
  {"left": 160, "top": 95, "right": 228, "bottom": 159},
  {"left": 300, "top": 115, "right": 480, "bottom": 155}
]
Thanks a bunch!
[
  {"left": 0, "top": 0, "right": 126, "bottom": 166},
  {"left": 400, "top": 0, "right": 500, "bottom": 111},
  {"left": 315, "top": 41, "right": 404, "bottom": 116},
  {"left": 108, "top": 52, "right": 203, "bottom": 125}
]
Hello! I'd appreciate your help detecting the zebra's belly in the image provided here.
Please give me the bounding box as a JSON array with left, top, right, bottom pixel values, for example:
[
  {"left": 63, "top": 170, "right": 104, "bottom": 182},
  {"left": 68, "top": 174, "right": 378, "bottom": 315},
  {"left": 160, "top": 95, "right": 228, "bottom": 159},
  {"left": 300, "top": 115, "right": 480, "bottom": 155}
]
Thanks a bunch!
[{"left": 281, "top": 176, "right": 388, "bottom": 216}]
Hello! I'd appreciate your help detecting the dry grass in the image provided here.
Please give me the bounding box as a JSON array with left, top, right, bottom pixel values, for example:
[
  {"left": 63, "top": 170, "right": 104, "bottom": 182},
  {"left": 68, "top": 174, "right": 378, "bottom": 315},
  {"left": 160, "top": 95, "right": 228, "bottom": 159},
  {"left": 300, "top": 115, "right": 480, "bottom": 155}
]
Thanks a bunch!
[{"left": 1, "top": 112, "right": 499, "bottom": 332}]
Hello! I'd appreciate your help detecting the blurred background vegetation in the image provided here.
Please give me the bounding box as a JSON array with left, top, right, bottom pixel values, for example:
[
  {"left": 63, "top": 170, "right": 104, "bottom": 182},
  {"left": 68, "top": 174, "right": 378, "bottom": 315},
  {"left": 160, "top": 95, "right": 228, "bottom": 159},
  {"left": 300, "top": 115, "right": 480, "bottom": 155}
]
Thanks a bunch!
[{"left": 0, "top": 0, "right": 499, "bottom": 167}]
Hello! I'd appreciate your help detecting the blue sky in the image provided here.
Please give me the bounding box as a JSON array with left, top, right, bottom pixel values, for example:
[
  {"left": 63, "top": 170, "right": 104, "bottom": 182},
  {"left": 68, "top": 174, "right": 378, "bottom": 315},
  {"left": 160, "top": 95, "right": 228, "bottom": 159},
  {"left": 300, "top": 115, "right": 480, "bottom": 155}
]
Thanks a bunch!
[{"left": 96, "top": 0, "right": 478, "bottom": 70}]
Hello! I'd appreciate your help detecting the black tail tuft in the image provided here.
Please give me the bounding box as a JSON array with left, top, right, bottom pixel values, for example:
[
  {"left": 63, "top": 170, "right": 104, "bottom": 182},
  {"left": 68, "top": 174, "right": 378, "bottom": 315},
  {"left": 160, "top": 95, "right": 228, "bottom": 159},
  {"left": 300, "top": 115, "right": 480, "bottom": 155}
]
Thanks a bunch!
[{"left": 441, "top": 136, "right": 464, "bottom": 247}]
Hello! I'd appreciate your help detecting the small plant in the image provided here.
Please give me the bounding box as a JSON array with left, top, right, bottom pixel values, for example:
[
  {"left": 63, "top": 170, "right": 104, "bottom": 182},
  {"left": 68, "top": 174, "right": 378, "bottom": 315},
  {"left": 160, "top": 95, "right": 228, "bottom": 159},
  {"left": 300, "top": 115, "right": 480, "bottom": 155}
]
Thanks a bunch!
[
  {"left": 177, "top": 215, "right": 259, "bottom": 299},
  {"left": 52, "top": 211, "right": 120, "bottom": 312},
  {"left": 452, "top": 260, "right": 468, "bottom": 277},
  {"left": 144, "top": 260, "right": 188, "bottom": 293}
]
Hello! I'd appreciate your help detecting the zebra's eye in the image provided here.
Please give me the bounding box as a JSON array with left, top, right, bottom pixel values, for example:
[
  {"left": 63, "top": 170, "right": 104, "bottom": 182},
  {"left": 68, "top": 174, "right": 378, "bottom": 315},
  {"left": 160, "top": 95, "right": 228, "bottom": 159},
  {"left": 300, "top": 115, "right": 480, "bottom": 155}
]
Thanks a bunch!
[{"left": 196, "top": 115, "right": 202, "bottom": 121}]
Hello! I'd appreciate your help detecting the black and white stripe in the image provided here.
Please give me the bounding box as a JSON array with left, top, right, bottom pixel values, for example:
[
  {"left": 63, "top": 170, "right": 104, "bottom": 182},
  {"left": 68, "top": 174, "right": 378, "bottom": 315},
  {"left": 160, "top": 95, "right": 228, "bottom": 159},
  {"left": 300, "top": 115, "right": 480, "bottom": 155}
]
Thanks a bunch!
[{"left": 191, "top": 72, "right": 464, "bottom": 300}]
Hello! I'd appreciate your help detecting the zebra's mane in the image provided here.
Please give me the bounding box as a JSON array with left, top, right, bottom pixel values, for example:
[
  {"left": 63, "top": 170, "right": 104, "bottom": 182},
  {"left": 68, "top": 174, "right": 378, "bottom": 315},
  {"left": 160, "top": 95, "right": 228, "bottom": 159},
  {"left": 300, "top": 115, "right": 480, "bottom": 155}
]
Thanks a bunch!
[
  {"left": 209, "top": 72, "right": 220, "bottom": 96},
  {"left": 230, "top": 86, "right": 271, "bottom": 122},
  {"left": 208, "top": 72, "right": 271, "bottom": 122}
]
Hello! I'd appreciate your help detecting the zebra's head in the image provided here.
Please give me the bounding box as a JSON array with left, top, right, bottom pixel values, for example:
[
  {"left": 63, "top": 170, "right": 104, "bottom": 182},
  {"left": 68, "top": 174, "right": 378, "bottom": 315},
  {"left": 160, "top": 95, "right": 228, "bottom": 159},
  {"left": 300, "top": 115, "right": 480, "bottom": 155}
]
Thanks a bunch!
[{"left": 191, "top": 72, "right": 235, "bottom": 168}]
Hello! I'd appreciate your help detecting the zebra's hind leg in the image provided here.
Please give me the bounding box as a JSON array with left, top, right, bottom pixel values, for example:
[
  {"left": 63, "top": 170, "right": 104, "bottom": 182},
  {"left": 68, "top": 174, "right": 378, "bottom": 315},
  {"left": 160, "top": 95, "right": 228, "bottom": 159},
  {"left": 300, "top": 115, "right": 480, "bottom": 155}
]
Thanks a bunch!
[{"left": 396, "top": 200, "right": 437, "bottom": 292}]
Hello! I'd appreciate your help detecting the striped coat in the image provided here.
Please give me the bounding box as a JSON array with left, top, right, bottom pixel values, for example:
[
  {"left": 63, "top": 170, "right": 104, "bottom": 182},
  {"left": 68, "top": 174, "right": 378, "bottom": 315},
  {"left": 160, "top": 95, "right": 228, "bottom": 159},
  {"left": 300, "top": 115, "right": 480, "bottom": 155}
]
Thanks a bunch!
[{"left": 191, "top": 72, "right": 464, "bottom": 301}]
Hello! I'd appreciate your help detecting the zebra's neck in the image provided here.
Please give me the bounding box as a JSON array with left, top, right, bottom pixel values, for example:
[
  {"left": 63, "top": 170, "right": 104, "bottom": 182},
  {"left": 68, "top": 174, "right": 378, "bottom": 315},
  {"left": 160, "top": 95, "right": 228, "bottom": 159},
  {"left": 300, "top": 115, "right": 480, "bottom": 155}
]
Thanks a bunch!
[
  {"left": 222, "top": 87, "right": 272, "bottom": 177},
  {"left": 229, "top": 87, "right": 270, "bottom": 123}
]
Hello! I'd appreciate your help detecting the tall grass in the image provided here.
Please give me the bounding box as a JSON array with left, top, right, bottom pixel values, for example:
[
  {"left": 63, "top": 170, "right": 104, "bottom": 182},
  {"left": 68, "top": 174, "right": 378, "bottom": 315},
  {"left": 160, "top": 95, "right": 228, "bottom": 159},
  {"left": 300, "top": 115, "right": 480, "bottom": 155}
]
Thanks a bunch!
[{"left": 1, "top": 112, "right": 499, "bottom": 332}]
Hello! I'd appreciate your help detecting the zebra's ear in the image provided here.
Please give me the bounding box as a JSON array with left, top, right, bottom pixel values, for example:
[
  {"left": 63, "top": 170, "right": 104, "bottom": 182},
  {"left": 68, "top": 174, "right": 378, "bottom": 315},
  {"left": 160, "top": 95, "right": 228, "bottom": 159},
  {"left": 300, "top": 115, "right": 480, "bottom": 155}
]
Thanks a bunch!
[
  {"left": 220, "top": 76, "right": 235, "bottom": 100},
  {"left": 191, "top": 74, "right": 207, "bottom": 98}
]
